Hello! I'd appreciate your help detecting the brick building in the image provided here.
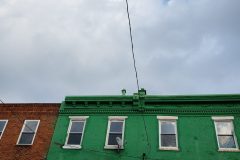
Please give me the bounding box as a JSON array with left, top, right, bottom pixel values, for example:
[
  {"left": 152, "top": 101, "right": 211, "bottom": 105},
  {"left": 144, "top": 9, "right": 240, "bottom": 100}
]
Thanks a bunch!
[{"left": 0, "top": 103, "right": 60, "bottom": 160}]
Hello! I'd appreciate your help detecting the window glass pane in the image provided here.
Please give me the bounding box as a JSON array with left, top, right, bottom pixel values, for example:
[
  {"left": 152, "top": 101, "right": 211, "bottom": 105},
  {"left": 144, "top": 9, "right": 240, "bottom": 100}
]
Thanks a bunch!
[
  {"left": 110, "top": 122, "right": 123, "bottom": 133},
  {"left": 67, "top": 133, "right": 82, "bottom": 145},
  {"left": 70, "top": 121, "right": 84, "bottom": 133},
  {"left": 23, "top": 121, "right": 38, "bottom": 132},
  {"left": 218, "top": 135, "right": 236, "bottom": 148},
  {"left": 216, "top": 122, "right": 232, "bottom": 135},
  {"left": 0, "top": 121, "right": 6, "bottom": 131},
  {"left": 0, "top": 131, "right": 2, "bottom": 136},
  {"left": 19, "top": 133, "right": 34, "bottom": 144},
  {"left": 108, "top": 133, "right": 122, "bottom": 145},
  {"left": 161, "top": 135, "right": 176, "bottom": 147},
  {"left": 161, "top": 121, "right": 176, "bottom": 134}
]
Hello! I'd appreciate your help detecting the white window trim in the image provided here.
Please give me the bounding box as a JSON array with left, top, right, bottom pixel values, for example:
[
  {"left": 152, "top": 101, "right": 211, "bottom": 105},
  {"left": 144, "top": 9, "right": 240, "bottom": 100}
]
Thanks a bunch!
[
  {"left": 63, "top": 116, "right": 89, "bottom": 149},
  {"left": 212, "top": 116, "right": 239, "bottom": 152},
  {"left": 0, "top": 120, "right": 8, "bottom": 140},
  {"left": 104, "top": 116, "right": 128, "bottom": 149},
  {"left": 16, "top": 120, "right": 40, "bottom": 145},
  {"left": 157, "top": 116, "right": 178, "bottom": 120},
  {"left": 69, "top": 116, "right": 89, "bottom": 120},
  {"left": 108, "top": 116, "right": 128, "bottom": 120},
  {"left": 158, "top": 116, "right": 179, "bottom": 151},
  {"left": 212, "top": 116, "right": 234, "bottom": 121}
]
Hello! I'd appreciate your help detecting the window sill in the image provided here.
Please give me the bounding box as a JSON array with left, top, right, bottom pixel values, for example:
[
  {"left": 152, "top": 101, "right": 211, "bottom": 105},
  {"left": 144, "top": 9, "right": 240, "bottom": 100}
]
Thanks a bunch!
[
  {"left": 104, "top": 145, "right": 124, "bottom": 150},
  {"left": 159, "top": 147, "right": 179, "bottom": 151},
  {"left": 62, "top": 145, "right": 82, "bottom": 149},
  {"left": 218, "top": 148, "right": 240, "bottom": 152},
  {"left": 16, "top": 144, "right": 33, "bottom": 146}
]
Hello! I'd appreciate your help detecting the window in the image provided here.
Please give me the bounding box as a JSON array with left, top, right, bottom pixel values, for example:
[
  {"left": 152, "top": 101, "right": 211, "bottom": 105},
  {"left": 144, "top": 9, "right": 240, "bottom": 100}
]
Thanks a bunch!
[
  {"left": 212, "top": 116, "right": 239, "bottom": 151},
  {"left": 104, "top": 116, "right": 127, "bottom": 149},
  {"left": 157, "top": 116, "right": 178, "bottom": 150},
  {"left": 63, "top": 116, "right": 89, "bottom": 149},
  {"left": 17, "top": 120, "right": 40, "bottom": 145},
  {"left": 0, "top": 120, "right": 8, "bottom": 140}
]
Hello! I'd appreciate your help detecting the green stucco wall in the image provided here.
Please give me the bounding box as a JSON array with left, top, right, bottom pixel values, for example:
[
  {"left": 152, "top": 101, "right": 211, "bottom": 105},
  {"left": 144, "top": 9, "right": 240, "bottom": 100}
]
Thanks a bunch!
[
  {"left": 47, "top": 115, "right": 240, "bottom": 160},
  {"left": 47, "top": 92, "right": 240, "bottom": 160}
]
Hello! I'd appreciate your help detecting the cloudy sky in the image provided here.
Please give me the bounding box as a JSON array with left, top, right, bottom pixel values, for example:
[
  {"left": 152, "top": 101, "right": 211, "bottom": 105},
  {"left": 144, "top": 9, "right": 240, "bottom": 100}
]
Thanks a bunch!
[{"left": 0, "top": 0, "right": 240, "bottom": 102}]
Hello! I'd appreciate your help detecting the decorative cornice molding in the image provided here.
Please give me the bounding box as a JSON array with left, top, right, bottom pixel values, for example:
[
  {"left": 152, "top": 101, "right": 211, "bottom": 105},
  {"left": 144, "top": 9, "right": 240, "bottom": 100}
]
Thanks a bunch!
[
  {"left": 59, "top": 108, "right": 240, "bottom": 115},
  {"left": 64, "top": 94, "right": 240, "bottom": 104},
  {"left": 61, "top": 93, "right": 240, "bottom": 115}
]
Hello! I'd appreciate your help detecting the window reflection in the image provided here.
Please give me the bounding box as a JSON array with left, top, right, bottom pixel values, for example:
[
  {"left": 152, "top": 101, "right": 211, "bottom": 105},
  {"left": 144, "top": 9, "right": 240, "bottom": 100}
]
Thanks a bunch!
[
  {"left": 160, "top": 120, "right": 177, "bottom": 148},
  {"left": 213, "top": 119, "right": 238, "bottom": 149}
]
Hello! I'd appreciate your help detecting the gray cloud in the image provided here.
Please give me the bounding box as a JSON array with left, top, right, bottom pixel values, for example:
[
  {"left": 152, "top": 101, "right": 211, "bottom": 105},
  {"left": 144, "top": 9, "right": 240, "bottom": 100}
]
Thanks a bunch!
[{"left": 0, "top": 0, "right": 240, "bottom": 102}]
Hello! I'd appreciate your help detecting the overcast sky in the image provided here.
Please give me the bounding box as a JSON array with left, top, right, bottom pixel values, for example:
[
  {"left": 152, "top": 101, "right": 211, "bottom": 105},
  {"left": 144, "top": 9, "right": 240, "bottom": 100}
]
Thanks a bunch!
[{"left": 0, "top": 0, "right": 240, "bottom": 102}]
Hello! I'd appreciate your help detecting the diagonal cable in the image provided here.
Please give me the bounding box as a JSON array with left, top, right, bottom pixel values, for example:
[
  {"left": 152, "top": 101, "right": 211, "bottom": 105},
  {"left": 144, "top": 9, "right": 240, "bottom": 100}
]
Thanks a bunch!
[{"left": 125, "top": 0, "right": 140, "bottom": 91}]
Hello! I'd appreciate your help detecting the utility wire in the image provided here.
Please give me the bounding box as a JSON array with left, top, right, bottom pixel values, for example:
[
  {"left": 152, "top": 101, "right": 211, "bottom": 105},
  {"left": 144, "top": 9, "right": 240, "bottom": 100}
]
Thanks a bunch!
[
  {"left": 142, "top": 114, "right": 151, "bottom": 155},
  {"left": 124, "top": 1, "right": 152, "bottom": 156},
  {"left": 125, "top": 0, "right": 140, "bottom": 91}
]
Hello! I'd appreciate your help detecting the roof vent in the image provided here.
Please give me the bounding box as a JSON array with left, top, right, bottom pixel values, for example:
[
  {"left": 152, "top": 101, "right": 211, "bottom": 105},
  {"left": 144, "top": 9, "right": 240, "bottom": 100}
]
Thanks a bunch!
[
  {"left": 138, "top": 88, "right": 146, "bottom": 95},
  {"left": 121, "top": 89, "right": 126, "bottom": 96}
]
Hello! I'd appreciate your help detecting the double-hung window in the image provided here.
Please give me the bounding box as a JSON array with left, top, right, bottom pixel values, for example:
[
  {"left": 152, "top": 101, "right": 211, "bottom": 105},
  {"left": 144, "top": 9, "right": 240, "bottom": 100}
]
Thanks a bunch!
[
  {"left": 63, "top": 116, "right": 88, "bottom": 149},
  {"left": 17, "top": 120, "right": 40, "bottom": 145},
  {"left": 157, "top": 116, "right": 178, "bottom": 150},
  {"left": 0, "top": 120, "right": 8, "bottom": 140},
  {"left": 212, "top": 116, "right": 239, "bottom": 151},
  {"left": 104, "top": 116, "right": 127, "bottom": 149}
]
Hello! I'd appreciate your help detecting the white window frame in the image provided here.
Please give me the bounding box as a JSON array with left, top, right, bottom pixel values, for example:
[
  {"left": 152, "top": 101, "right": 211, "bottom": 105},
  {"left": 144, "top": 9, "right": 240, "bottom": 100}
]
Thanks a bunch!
[
  {"left": 212, "top": 116, "right": 239, "bottom": 152},
  {"left": 17, "top": 120, "right": 40, "bottom": 145},
  {"left": 63, "top": 116, "right": 89, "bottom": 149},
  {"left": 157, "top": 116, "right": 179, "bottom": 151},
  {"left": 104, "top": 116, "right": 128, "bottom": 149},
  {"left": 0, "top": 120, "right": 8, "bottom": 140}
]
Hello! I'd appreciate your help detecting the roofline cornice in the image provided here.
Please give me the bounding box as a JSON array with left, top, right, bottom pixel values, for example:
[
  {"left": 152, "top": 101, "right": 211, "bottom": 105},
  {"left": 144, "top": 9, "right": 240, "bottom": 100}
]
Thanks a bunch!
[{"left": 65, "top": 94, "right": 240, "bottom": 103}]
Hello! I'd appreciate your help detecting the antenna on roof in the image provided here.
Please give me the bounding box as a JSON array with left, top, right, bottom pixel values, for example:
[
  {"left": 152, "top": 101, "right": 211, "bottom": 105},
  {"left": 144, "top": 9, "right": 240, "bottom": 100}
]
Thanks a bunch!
[{"left": 122, "top": 89, "right": 126, "bottom": 95}]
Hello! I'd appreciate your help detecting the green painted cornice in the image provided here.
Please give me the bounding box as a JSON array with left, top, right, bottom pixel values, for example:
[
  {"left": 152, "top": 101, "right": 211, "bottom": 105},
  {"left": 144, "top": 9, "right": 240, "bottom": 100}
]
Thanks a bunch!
[
  {"left": 65, "top": 96, "right": 133, "bottom": 102},
  {"left": 60, "top": 90, "right": 240, "bottom": 115},
  {"left": 65, "top": 94, "right": 240, "bottom": 104},
  {"left": 145, "top": 94, "right": 240, "bottom": 102},
  {"left": 59, "top": 108, "right": 240, "bottom": 115}
]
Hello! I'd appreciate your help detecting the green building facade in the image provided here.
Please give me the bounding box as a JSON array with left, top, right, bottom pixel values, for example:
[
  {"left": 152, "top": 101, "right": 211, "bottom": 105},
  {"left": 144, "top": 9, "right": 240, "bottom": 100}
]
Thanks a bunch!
[{"left": 47, "top": 89, "right": 240, "bottom": 160}]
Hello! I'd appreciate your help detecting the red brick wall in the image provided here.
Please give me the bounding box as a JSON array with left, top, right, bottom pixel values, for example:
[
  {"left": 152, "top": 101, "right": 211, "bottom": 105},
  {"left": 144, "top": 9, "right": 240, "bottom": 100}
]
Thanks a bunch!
[{"left": 0, "top": 104, "right": 60, "bottom": 160}]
